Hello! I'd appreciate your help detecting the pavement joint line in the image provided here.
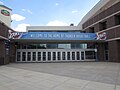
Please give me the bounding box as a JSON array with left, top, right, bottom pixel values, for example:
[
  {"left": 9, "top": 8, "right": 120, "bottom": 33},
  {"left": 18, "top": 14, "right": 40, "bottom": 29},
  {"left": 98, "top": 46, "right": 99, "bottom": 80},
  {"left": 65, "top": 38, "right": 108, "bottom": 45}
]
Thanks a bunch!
[
  {"left": 50, "top": 77, "right": 72, "bottom": 90},
  {"left": 114, "top": 64, "right": 120, "bottom": 90},
  {"left": 0, "top": 72, "right": 17, "bottom": 82},
  {"left": 80, "top": 80, "right": 91, "bottom": 90},
  {"left": 0, "top": 68, "right": 47, "bottom": 89},
  {"left": 0, "top": 66, "right": 92, "bottom": 90}
]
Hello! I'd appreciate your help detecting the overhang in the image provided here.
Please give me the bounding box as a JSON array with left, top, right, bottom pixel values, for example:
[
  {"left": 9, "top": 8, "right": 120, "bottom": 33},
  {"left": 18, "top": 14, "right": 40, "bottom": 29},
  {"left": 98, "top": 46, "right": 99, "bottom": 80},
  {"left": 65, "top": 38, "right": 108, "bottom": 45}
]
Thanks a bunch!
[{"left": 0, "top": 35, "right": 8, "bottom": 40}]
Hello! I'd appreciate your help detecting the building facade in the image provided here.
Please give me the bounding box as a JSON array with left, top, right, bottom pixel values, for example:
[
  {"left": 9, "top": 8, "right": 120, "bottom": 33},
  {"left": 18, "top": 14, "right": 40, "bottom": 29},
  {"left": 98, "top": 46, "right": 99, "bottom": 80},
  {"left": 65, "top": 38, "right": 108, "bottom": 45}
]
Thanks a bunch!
[
  {"left": 0, "top": 5, "right": 15, "bottom": 65},
  {"left": 1, "top": 0, "right": 120, "bottom": 65},
  {"left": 78, "top": 0, "right": 120, "bottom": 62},
  {"left": 12, "top": 26, "right": 98, "bottom": 62}
]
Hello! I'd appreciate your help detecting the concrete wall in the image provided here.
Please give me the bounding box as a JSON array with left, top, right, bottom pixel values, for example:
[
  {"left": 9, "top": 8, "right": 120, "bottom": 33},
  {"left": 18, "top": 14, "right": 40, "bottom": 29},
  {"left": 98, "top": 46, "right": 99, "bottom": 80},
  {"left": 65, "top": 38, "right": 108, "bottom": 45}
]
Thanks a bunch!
[
  {"left": 27, "top": 26, "right": 80, "bottom": 32},
  {"left": 0, "top": 5, "right": 12, "bottom": 27},
  {"left": 78, "top": 0, "right": 111, "bottom": 29}
]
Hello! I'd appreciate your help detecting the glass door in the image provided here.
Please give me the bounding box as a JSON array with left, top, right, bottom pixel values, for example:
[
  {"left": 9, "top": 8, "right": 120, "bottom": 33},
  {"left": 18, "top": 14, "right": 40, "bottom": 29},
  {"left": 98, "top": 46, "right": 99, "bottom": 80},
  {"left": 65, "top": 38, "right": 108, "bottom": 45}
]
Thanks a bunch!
[
  {"left": 22, "top": 52, "right": 26, "bottom": 61},
  {"left": 38, "top": 52, "right": 41, "bottom": 61},
  {"left": 27, "top": 52, "right": 31, "bottom": 61},
  {"left": 76, "top": 52, "right": 80, "bottom": 60},
  {"left": 81, "top": 51, "right": 85, "bottom": 60},
  {"left": 48, "top": 52, "right": 51, "bottom": 61},
  {"left": 17, "top": 52, "right": 21, "bottom": 61}
]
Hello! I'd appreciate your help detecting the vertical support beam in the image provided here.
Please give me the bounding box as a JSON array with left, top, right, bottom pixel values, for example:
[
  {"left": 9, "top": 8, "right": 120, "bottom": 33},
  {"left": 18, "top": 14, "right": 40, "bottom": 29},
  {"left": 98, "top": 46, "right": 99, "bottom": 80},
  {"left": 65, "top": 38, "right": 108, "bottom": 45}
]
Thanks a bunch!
[
  {"left": 97, "top": 43, "right": 105, "bottom": 61},
  {"left": 9, "top": 42, "right": 16, "bottom": 62},
  {"left": 0, "top": 40, "right": 5, "bottom": 65},
  {"left": 108, "top": 40, "right": 119, "bottom": 62}
]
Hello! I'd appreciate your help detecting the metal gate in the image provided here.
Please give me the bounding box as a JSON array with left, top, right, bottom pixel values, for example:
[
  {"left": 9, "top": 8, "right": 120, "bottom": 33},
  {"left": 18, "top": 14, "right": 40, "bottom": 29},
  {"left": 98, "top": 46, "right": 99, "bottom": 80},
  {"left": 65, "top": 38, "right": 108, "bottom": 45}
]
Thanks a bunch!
[{"left": 16, "top": 49, "right": 97, "bottom": 62}]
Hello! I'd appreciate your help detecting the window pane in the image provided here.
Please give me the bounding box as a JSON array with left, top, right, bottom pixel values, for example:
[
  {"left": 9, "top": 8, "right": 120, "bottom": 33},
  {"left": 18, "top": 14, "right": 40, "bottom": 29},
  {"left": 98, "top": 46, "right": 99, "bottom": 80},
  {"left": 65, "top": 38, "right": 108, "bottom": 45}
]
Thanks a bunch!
[
  {"left": 58, "top": 44, "right": 71, "bottom": 49},
  {"left": 47, "top": 44, "right": 57, "bottom": 49},
  {"left": 27, "top": 52, "right": 31, "bottom": 61}
]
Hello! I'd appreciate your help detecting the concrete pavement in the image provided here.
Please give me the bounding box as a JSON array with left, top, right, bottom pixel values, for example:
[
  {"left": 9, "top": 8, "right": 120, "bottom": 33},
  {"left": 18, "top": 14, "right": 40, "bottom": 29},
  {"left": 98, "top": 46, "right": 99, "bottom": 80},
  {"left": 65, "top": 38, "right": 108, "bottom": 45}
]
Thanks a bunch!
[{"left": 0, "top": 62, "right": 120, "bottom": 90}]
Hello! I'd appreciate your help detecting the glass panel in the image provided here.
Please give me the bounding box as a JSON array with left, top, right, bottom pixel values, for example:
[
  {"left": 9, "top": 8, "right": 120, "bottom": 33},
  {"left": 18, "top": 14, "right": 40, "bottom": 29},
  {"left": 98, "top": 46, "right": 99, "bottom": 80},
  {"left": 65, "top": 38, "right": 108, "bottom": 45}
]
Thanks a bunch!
[
  {"left": 32, "top": 52, "right": 36, "bottom": 61},
  {"left": 77, "top": 52, "right": 80, "bottom": 60},
  {"left": 43, "top": 52, "right": 46, "bottom": 61},
  {"left": 62, "top": 52, "right": 66, "bottom": 60},
  {"left": 30, "top": 44, "right": 37, "bottom": 49},
  {"left": 48, "top": 52, "right": 51, "bottom": 61},
  {"left": 27, "top": 44, "right": 47, "bottom": 49},
  {"left": 81, "top": 52, "right": 84, "bottom": 60},
  {"left": 22, "top": 52, "right": 26, "bottom": 61},
  {"left": 72, "top": 52, "right": 75, "bottom": 60},
  {"left": 85, "top": 51, "right": 96, "bottom": 59},
  {"left": 38, "top": 52, "right": 41, "bottom": 61},
  {"left": 19, "top": 43, "right": 89, "bottom": 49},
  {"left": 67, "top": 52, "right": 70, "bottom": 60},
  {"left": 22, "top": 45, "right": 27, "bottom": 49},
  {"left": 40, "top": 44, "right": 47, "bottom": 49},
  {"left": 71, "top": 44, "right": 87, "bottom": 49},
  {"left": 27, "top": 52, "right": 31, "bottom": 61},
  {"left": 17, "top": 52, "right": 21, "bottom": 61},
  {"left": 57, "top": 52, "right": 61, "bottom": 60},
  {"left": 58, "top": 44, "right": 71, "bottom": 49},
  {"left": 47, "top": 44, "right": 57, "bottom": 49},
  {"left": 17, "top": 45, "right": 21, "bottom": 49},
  {"left": 53, "top": 52, "right": 56, "bottom": 60}
]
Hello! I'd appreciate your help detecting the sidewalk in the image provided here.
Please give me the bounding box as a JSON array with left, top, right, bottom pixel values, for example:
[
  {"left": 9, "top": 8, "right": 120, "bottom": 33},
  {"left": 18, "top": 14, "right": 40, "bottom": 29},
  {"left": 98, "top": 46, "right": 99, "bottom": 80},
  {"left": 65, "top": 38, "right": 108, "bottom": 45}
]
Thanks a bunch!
[{"left": 0, "top": 66, "right": 119, "bottom": 90}]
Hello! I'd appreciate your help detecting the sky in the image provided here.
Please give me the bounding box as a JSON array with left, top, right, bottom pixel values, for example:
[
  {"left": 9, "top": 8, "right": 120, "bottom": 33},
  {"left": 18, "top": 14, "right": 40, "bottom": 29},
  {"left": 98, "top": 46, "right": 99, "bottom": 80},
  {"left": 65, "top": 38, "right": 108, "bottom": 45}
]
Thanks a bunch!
[{"left": 0, "top": 0, "right": 100, "bottom": 32}]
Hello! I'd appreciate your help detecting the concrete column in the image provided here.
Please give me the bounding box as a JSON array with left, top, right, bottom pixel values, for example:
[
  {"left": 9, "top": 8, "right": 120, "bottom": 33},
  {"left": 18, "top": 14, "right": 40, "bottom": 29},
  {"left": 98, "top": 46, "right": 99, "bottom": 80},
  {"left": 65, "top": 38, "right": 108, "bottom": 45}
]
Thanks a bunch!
[
  {"left": 0, "top": 40, "right": 5, "bottom": 65},
  {"left": 108, "top": 40, "right": 119, "bottom": 62},
  {"left": 9, "top": 42, "right": 16, "bottom": 62},
  {"left": 97, "top": 43, "right": 105, "bottom": 61},
  {"left": 0, "top": 40, "right": 10, "bottom": 65}
]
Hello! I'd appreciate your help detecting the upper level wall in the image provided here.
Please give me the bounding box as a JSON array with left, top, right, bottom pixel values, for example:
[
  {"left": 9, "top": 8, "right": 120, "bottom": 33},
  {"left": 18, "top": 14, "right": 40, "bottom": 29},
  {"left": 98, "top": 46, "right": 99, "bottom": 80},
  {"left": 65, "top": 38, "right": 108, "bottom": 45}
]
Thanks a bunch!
[
  {"left": 78, "top": 0, "right": 111, "bottom": 29},
  {"left": 0, "top": 5, "right": 12, "bottom": 27},
  {"left": 27, "top": 26, "right": 81, "bottom": 32},
  {"left": 82, "top": 1, "right": 120, "bottom": 30}
]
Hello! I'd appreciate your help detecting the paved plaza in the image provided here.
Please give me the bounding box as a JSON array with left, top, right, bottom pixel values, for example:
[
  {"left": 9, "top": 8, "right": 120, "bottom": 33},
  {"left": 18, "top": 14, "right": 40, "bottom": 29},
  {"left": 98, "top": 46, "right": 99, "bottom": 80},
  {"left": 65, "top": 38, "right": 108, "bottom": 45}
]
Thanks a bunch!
[{"left": 0, "top": 62, "right": 120, "bottom": 90}]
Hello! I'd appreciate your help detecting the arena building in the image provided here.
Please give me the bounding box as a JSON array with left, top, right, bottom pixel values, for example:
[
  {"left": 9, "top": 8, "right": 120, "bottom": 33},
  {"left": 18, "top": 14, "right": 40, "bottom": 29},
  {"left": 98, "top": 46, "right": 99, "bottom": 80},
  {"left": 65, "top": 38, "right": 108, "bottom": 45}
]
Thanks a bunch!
[{"left": 0, "top": 0, "right": 120, "bottom": 65}]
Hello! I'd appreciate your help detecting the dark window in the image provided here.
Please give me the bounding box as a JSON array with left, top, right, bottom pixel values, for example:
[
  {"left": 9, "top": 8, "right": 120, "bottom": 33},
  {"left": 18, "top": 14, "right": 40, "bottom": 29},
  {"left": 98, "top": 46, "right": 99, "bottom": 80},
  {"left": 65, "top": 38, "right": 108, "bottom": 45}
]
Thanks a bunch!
[
  {"left": 87, "top": 43, "right": 96, "bottom": 49},
  {"left": 71, "top": 44, "right": 82, "bottom": 49},
  {"left": 82, "top": 31, "right": 86, "bottom": 33},
  {"left": 22, "top": 52, "right": 26, "bottom": 61},
  {"left": 85, "top": 51, "right": 96, "bottom": 59},
  {"left": 21, "top": 45, "right": 27, "bottom": 49},
  {"left": 99, "top": 21, "right": 107, "bottom": 30},
  {"left": 27, "top": 52, "right": 31, "bottom": 61},
  {"left": 62, "top": 52, "right": 66, "bottom": 60},
  {"left": 77, "top": 52, "right": 80, "bottom": 60},
  {"left": 17, "top": 44, "right": 21, "bottom": 49},
  {"left": 32, "top": 52, "right": 36, "bottom": 61},
  {"left": 47, "top": 44, "right": 57, "bottom": 49},
  {"left": 72, "top": 52, "right": 75, "bottom": 60},
  {"left": 43, "top": 52, "right": 46, "bottom": 61},
  {"left": 57, "top": 52, "right": 61, "bottom": 60},
  {"left": 53, "top": 52, "right": 56, "bottom": 60},
  {"left": 115, "top": 15, "right": 120, "bottom": 25},
  {"left": 17, "top": 52, "right": 21, "bottom": 61},
  {"left": 89, "top": 27, "right": 95, "bottom": 33},
  {"left": 38, "top": 52, "right": 41, "bottom": 61},
  {"left": 67, "top": 52, "right": 70, "bottom": 60},
  {"left": 48, "top": 52, "right": 51, "bottom": 61}
]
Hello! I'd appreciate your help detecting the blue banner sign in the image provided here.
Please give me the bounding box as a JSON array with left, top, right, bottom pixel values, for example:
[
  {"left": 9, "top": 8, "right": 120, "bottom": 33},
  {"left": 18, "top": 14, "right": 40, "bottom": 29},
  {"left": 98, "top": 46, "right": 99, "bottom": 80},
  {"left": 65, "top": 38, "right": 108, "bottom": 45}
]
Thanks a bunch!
[{"left": 9, "top": 31, "right": 98, "bottom": 40}]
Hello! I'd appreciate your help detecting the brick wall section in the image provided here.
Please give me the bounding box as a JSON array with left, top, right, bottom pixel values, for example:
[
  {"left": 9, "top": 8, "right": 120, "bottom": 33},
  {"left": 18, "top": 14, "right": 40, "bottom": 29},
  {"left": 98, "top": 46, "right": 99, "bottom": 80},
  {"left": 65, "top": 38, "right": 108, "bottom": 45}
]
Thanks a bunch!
[
  {"left": 0, "top": 22, "right": 16, "bottom": 65},
  {"left": 83, "top": 1, "right": 120, "bottom": 29},
  {"left": 82, "top": 1, "right": 120, "bottom": 62}
]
